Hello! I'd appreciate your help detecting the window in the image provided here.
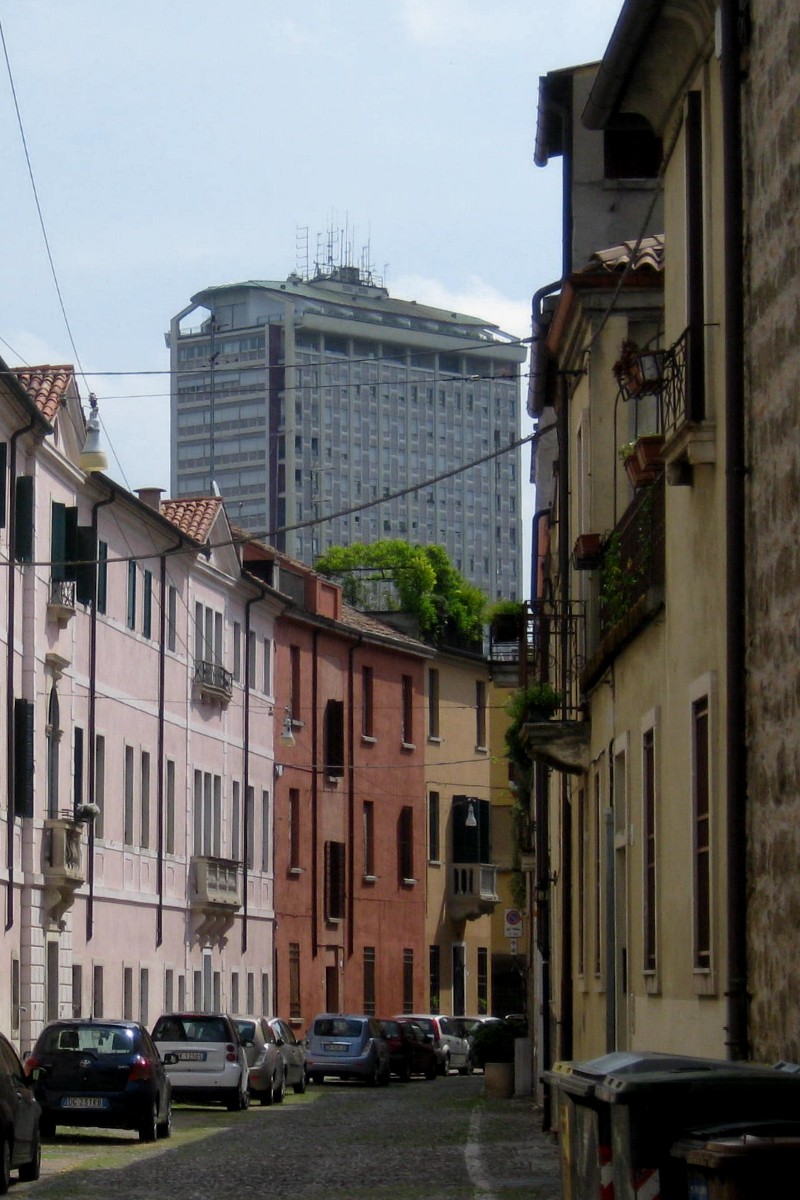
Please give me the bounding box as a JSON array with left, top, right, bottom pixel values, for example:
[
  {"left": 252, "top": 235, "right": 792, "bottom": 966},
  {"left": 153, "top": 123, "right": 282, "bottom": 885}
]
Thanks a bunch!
[
  {"left": 427, "top": 669, "right": 440, "bottom": 739},
  {"left": 124, "top": 745, "right": 135, "bottom": 846},
  {"left": 92, "top": 964, "right": 104, "bottom": 1019},
  {"left": 247, "top": 630, "right": 256, "bottom": 686},
  {"left": 142, "top": 570, "right": 153, "bottom": 638},
  {"left": 73, "top": 726, "right": 84, "bottom": 815},
  {"left": 643, "top": 727, "right": 657, "bottom": 974},
  {"left": 363, "top": 801, "right": 375, "bottom": 877},
  {"left": 604, "top": 114, "right": 662, "bottom": 179},
  {"left": 167, "top": 585, "right": 177, "bottom": 651},
  {"left": 14, "top": 475, "right": 34, "bottom": 562},
  {"left": 324, "top": 699, "right": 345, "bottom": 778},
  {"left": 46, "top": 686, "right": 60, "bottom": 819},
  {"left": 262, "top": 638, "right": 271, "bottom": 695},
  {"left": 398, "top": 807, "right": 414, "bottom": 883},
  {"left": 289, "top": 944, "right": 301, "bottom": 1020},
  {"left": 363, "top": 947, "right": 376, "bottom": 1016},
  {"left": 0, "top": 443, "right": 6, "bottom": 529},
  {"left": 693, "top": 696, "right": 711, "bottom": 971},
  {"left": 475, "top": 680, "right": 487, "bottom": 749},
  {"left": 261, "top": 789, "right": 270, "bottom": 872},
  {"left": 140, "top": 751, "right": 151, "bottom": 849},
  {"left": 246, "top": 786, "right": 255, "bottom": 869},
  {"left": 165, "top": 759, "right": 175, "bottom": 855},
  {"left": 233, "top": 621, "right": 242, "bottom": 682},
  {"left": 402, "top": 949, "right": 414, "bottom": 1014},
  {"left": 361, "top": 665, "right": 374, "bottom": 739},
  {"left": 94, "top": 734, "right": 105, "bottom": 839},
  {"left": 11, "top": 957, "right": 20, "bottom": 1033},
  {"left": 97, "top": 541, "right": 108, "bottom": 614},
  {"left": 289, "top": 789, "right": 300, "bottom": 871},
  {"left": 123, "top": 965, "right": 133, "bottom": 1020},
  {"left": 477, "top": 948, "right": 488, "bottom": 1016},
  {"left": 428, "top": 791, "right": 440, "bottom": 862},
  {"left": 325, "top": 840, "right": 346, "bottom": 920},
  {"left": 577, "top": 787, "right": 586, "bottom": 977},
  {"left": 231, "top": 781, "right": 241, "bottom": 862},
  {"left": 429, "top": 946, "right": 440, "bottom": 1013},
  {"left": 593, "top": 771, "right": 604, "bottom": 979},
  {"left": 127, "top": 561, "right": 137, "bottom": 630},
  {"left": 164, "top": 968, "right": 174, "bottom": 1014},
  {"left": 290, "top": 645, "right": 301, "bottom": 722},
  {"left": 230, "top": 971, "right": 239, "bottom": 1014},
  {"left": 401, "top": 675, "right": 414, "bottom": 746},
  {"left": 139, "top": 968, "right": 149, "bottom": 1027}
]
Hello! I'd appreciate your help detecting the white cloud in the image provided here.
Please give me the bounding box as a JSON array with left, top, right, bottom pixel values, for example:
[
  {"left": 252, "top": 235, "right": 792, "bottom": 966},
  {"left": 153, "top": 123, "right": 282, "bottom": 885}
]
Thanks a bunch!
[{"left": 389, "top": 271, "right": 530, "bottom": 340}]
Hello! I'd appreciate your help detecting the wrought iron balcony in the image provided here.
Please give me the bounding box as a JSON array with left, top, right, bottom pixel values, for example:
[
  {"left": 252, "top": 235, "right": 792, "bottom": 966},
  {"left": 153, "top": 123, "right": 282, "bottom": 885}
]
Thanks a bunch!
[
  {"left": 47, "top": 578, "right": 76, "bottom": 625},
  {"left": 448, "top": 863, "right": 498, "bottom": 922},
  {"left": 193, "top": 659, "right": 234, "bottom": 705}
]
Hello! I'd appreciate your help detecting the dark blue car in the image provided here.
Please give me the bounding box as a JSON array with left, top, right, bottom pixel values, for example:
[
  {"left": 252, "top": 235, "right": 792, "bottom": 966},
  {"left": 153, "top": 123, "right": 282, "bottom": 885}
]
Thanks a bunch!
[{"left": 25, "top": 1019, "right": 173, "bottom": 1142}]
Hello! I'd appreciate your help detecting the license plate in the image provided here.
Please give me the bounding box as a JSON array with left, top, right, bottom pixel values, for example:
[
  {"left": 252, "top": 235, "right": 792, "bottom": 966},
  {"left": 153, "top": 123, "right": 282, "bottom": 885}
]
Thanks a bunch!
[
  {"left": 62, "top": 1096, "right": 108, "bottom": 1109},
  {"left": 178, "top": 1050, "right": 207, "bottom": 1061},
  {"left": 323, "top": 1043, "right": 349, "bottom": 1053}
]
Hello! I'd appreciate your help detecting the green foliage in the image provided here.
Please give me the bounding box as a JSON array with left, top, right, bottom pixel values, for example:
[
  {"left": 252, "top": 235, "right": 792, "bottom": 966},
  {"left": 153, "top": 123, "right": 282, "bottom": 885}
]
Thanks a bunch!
[
  {"left": 470, "top": 1020, "right": 524, "bottom": 1067},
  {"left": 313, "top": 540, "right": 486, "bottom": 645},
  {"left": 509, "top": 868, "right": 527, "bottom": 910},
  {"left": 486, "top": 599, "right": 523, "bottom": 620}
]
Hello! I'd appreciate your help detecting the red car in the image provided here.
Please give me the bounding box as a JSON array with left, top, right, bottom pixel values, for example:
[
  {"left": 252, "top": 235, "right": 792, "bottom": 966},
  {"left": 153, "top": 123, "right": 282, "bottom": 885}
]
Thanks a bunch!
[{"left": 380, "top": 1019, "right": 438, "bottom": 1081}]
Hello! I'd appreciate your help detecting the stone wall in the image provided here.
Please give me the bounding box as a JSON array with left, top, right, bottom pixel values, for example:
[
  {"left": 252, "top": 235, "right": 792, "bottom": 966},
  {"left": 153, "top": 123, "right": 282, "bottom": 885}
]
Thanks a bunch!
[{"left": 744, "top": 0, "right": 800, "bottom": 1061}]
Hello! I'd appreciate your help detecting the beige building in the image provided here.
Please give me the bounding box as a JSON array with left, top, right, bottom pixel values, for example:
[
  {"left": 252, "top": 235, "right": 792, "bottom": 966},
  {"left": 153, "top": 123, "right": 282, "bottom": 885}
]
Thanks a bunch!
[{"left": 525, "top": 0, "right": 745, "bottom": 1079}]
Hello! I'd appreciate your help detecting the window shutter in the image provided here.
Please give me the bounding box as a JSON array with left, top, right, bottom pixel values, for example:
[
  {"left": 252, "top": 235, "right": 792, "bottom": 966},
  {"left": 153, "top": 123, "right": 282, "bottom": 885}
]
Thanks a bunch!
[
  {"left": 74, "top": 525, "right": 97, "bottom": 605},
  {"left": 14, "top": 699, "right": 34, "bottom": 817},
  {"left": 14, "top": 476, "right": 34, "bottom": 563}
]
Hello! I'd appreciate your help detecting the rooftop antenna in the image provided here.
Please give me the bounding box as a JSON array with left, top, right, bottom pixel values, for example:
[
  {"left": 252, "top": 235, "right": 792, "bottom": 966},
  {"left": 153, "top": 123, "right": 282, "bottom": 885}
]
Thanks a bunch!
[{"left": 295, "top": 226, "right": 309, "bottom": 279}]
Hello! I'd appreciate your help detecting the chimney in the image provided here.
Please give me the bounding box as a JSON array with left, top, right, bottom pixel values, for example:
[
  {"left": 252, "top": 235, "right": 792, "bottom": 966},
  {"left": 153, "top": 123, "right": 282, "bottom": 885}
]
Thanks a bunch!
[{"left": 136, "top": 487, "right": 164, "bottom": 511}]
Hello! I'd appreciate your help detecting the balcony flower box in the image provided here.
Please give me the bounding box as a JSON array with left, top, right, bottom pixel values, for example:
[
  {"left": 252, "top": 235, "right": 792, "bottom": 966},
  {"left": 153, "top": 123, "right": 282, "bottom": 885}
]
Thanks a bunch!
[
  {"left": 573, "top": 532, "right": 603, "bottom": 570},
  {"left": 621, "top": 434, "right": 664, "bottom": 488}
]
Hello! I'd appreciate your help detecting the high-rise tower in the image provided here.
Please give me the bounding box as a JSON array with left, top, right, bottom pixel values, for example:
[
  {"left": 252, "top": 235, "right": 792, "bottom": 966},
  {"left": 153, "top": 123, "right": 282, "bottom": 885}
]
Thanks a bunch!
[{"left": 167, "top": 266, "right": 526, "bottom": 600}]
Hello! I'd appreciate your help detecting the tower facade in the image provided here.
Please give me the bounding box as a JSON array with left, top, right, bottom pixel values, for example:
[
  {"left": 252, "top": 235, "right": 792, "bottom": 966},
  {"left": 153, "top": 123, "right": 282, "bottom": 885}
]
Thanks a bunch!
[{"left": 167, "top": 267, "right": 525, "bottom": 601}]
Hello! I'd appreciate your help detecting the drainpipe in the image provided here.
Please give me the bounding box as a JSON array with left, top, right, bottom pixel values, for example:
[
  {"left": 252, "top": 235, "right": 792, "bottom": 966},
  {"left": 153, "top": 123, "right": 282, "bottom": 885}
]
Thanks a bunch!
[
  {"left": 346, "top": 637, "right": 364, "bottom": 962},
  {"left": 153, "top": 535, "right": 183, "bottom": 948},
  {"left": 86, "top": 488, "right": 115, "bottom": 943},
  {"left": 557, "top": 373, "right": 573, "bottom": 1061},
  {"left": 720, "top": 0, "right": 748, "bottom": 1061},
  {"left": 311, "top": 630, "right": 319, "bottom": 958},
  {"left": 5, "top": 414, "right": 38, "bottom": 932}
]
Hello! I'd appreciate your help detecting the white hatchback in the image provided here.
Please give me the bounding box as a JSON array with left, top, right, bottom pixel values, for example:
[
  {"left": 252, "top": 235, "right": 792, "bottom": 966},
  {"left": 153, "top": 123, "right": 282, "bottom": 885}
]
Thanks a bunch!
[
  {"left": 151, "top": 1013, "right": 249, "bottom": 1111},
  {"left": 396, "top": 1015, "right": 471, "bottom": 1075}
]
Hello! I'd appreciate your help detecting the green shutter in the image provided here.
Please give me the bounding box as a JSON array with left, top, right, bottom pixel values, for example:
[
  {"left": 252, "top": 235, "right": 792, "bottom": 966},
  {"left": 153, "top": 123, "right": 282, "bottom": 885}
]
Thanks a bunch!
[{"left": 14, "top": 476, "right": 34, "bottom": 562}]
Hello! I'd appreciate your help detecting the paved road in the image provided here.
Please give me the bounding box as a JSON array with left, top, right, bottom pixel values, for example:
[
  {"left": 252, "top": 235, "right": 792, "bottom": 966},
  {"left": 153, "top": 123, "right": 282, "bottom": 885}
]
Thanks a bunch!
[{"left": 13, "top": 1074, "right": 561, "bottom": 1200}]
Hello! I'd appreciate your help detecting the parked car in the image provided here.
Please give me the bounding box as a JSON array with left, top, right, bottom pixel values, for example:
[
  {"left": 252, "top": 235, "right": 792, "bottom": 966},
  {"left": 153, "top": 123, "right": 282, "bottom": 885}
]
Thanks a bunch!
[
  {"left": 266, "top": 1017, "right": 307, "bottom": 1094},
  {"left": 305, "top": 1015, "right": 390, "bottom": 1086},
  {"left": 0, "top": 1029, "right": 40, "bottom": 1191},
  {"left": 151, "top": 1013, "right": 248, "bottom": 1111},
  {"left": 397, "top": 1015, "right": 471, "bottom": 1075},
  {"left": 452, "top": 1015, "right": 503, "bottom": 1064},
  {"left": 24, "top": 1019, "right": 172, "bottom": 1142},
  {"left": 380, "top": 1019, "right": 437, "bottom": 1081},
  {"left": 232, "top": 1016, "right": 286, "bottom": 1105}
]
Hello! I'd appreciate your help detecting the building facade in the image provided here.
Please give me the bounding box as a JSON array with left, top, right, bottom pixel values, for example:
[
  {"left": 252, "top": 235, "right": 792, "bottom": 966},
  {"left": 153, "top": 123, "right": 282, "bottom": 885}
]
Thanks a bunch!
[{"left": 167, "top": 267, "right": 526, "bottom": 602}]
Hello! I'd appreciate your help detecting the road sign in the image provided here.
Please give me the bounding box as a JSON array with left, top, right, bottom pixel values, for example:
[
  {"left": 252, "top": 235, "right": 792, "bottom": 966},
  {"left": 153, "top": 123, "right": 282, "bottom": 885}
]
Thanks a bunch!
[{"left": 504, "top": 908, "right": 523, "bottom": 938}]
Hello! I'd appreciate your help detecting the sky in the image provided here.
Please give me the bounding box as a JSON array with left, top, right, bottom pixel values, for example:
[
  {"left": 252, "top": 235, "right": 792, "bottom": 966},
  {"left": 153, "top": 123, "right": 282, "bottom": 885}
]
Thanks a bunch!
[{"left": 0, "top": 0, "right": 623, "bottom": 590}]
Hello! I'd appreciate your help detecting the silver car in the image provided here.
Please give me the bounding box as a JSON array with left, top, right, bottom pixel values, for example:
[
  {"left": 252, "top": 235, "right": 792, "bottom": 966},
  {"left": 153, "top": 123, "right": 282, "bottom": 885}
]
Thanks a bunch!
[
  {"left": 233, "top": 1016, "right": 287, "bottom": 1105},
  {"left": 267, "top": 1017, "right": 307, "bottom": 1095},
  {"left": 305, "top": 1014, "right": 390, "bottom": 1086},
  {"left": 397, "top": 1015, "right": 471, "bottom": 1075}
]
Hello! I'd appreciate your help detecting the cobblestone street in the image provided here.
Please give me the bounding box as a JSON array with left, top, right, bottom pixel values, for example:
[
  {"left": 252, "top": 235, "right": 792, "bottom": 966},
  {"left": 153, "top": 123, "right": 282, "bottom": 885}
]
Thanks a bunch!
[{"left": 12, "top": 1075, "right": 561, "bottom": 1200}]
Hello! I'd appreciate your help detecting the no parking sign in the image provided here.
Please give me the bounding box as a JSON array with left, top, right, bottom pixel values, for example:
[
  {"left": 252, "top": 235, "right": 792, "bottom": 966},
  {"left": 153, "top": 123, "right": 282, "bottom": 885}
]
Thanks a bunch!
[{"left": 504, "top": 908, "right": 523, "bottom": 938}]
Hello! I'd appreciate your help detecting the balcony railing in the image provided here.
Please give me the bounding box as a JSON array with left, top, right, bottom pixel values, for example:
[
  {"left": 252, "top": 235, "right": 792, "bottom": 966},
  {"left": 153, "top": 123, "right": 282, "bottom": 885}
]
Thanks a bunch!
[
  {"left": 47, "top": 578, "right": 76, "bottom": 624},
  {"left": 193, "top": 659, "right": 234, "bottom": 704},
  {"left": 599, "top": 474, "right": 665, "bottom": 640},
  {"left": 448, "top": 863, "right": 498, "bottom": 922},
  {"left": 190, "top": 855, "right": 242, "bottom": 911}
]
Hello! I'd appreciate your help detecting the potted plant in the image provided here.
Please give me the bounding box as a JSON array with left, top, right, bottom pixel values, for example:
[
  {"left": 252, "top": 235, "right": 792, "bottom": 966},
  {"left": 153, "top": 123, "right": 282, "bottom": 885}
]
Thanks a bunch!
[
  {"left": 486, "top": 599, "right": 523, "bottom": 644},
  {"left": 471, "top": 1020, "right": 525, "bottom": 1099},
  {"left": 573, "top": 532, "right": 603, "bottom": 570},
  {"left": 612, "top": 339, "right": 645, "bottom": 398},
  {"left": 619, "top": 435, "right": 663, "bottom": 488}
]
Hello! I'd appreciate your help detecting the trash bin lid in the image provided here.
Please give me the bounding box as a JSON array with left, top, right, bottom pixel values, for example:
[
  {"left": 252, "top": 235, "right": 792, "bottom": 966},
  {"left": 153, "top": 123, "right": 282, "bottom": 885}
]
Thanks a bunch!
[
  {"left": 596, "top": 1060, "right": 800, "bottom": 1112},
  {"left": 543, "top": 1051, "right": 722, "bottom": 1100}
]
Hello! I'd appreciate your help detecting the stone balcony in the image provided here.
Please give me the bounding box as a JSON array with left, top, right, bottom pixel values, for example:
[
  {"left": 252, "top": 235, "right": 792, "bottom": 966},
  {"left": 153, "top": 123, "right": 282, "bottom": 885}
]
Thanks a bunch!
[
  {"left": 448, "top": 862, "right": 499, "bottom": 922},
  {"left": 43, "top": 816, "right": 85, "bottom": 927},
  {"left": 190, "top": 855, "right": 242, "bottom": 941},
  {"left": 193, "top": 659, "right": 234, "bottom": 706}
]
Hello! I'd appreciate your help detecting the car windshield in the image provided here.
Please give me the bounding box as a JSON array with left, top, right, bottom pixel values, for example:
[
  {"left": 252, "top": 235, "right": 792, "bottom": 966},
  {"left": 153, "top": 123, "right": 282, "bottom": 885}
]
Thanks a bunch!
[
  {"left": 381, "top": 1020, "right": 400, "bottom": 1037},
  {"left": 235, "top": 1020, "right": 256, "bottom": 1042},
  {"left": 153, "top": 1016, "right": 230, "bottom": 1042},
  {"left": 40, "top": 1025, "right": 135, "bottom": 1054},
  {"left": 411, "top": 1018, "right": 433, "bottom": 1034},
  {"left": 313, "top": 1018, "right": 364, "bottom": 1038}
]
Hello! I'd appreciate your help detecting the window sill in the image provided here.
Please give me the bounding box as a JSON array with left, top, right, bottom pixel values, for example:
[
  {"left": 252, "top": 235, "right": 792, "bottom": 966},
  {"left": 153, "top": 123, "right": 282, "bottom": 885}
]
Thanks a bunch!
[
  {"left": 400, "top": 742, "right": 416, "bottom": 752},
  {"left": 289, "top": 1018, "right": 304, "bottom": 1028},
  {"left": 428, "top": 859, "right": 442, "bottom": 867},
  {"left": 643, "top": 971, "right": 661, "bottom": 996},
  {"left": 427, "top": 735, "right": 442, "bottom": 745},
  {"left": 474, "top": 744, "right": 488, "bottom": 754},
  {"left": 325, "top": 916, "right": 343, "bottom": 926},
  {"left": 361, "top": 735, "right": 377, "bottom": 745},
  {"left": 401, "top": 877, "right": 417, "bottom": 888},
  {"left": 362, "top": 874, "right": 379, "bottom": 884},
  {"left": 288, "top": 866, "right": 304, "bottom": 876},
  {"left": 693, "top": 968, "right": 717, "bottom": 997}
]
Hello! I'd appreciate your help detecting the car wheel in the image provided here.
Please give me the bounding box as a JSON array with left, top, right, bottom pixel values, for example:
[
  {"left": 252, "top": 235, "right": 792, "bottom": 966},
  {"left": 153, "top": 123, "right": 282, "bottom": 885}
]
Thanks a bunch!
[
  {"left": 39, "top": 1114, "right": 56, "bottom": 1140},
  {"left": 273, "top": 1068, "right": 286, "bottom": 1104},
  {"left": 18, "top": 1128, "right": 41, "bottom": 1183},
  {"left": 425, "top": 1060, "right": 437, "bottom": 1081},
  {"left": 399, "top": 1058, "right": 411, "bottom": 1082},
  {"left": 138, "top": 1102, "right": 158, "bottom": 1143},
  {"left": 0, "top": 1137, "right": 11, "bottom": 1195},
  {"left": 459, "top": 1057, "right": 474, "bottom": 1076},
  {"left": 293, "top": 1068, "right": 307, "bottom": 1095},
  {"left": 378, "top": 1065, "right": 391, "bottom": 1087},
  {"left": 310, "top": 1072, "right": 324, "bottom": 1085},
  {"left": 261, "top": 1076, "right": 275, "bottom": 1106},
  {"left": 157, "top": 1098, "right": 173, "bottom": 1139},
  {"left": 438, "top": 1051, "right": 451, "bottom": 1076},
  {"left": 368, "top": 1061, "right": 381, "bottom": 1087}
]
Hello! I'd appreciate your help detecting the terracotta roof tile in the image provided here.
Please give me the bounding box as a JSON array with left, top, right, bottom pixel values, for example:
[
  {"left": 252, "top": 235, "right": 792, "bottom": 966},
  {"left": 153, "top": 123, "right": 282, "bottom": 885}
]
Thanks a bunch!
[
  {"left": 160, "top": 496, "right": 222, "bottom": 543},
  {"left": 13, "top": 365, "right": 75, "bottom": 423},
  {"left": 586, "top": 234, "right": 665, "bottom": 274}
]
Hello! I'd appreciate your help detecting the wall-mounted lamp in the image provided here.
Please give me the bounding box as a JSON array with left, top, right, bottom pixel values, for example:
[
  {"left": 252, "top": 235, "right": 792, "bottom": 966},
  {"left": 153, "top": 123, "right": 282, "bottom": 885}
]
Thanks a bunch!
[
  {"left": 274, "top": 763, "right": 284, "bottom": 779},
  {"left": 279, "top": 707, "right": 295, "bottom": 747},
  {"left": 79, "top": 394, "right": 109, "bottom": 473},
  {"left": 465, "top": 801, "right": 477, "bottom": 828}
]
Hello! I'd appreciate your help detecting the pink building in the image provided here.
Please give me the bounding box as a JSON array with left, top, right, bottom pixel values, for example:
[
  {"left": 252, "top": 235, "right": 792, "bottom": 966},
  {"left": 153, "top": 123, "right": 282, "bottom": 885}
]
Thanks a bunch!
[{"left": 0, "top": 364, "right": 281, "bottom": 1050}]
